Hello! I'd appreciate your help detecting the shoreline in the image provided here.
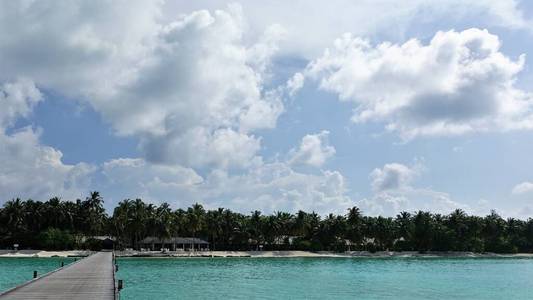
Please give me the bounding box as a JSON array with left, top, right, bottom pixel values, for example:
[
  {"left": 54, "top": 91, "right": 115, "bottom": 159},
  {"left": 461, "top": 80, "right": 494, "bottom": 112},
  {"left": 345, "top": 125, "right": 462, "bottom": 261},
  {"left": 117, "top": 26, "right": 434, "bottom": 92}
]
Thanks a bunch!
[
  {"left": 0, "top": 250, "right": 92, "bottom": 258},
  {"left": 2, "top": 250, "right": 533, "bottom": 258}
]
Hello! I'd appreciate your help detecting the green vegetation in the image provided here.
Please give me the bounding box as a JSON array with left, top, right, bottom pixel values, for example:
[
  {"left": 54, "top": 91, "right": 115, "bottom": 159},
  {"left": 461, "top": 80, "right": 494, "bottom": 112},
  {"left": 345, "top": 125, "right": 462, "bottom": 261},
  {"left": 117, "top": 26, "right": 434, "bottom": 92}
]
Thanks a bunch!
[{"left": 1, "top": 192, "right": 533, "bottom": 253}]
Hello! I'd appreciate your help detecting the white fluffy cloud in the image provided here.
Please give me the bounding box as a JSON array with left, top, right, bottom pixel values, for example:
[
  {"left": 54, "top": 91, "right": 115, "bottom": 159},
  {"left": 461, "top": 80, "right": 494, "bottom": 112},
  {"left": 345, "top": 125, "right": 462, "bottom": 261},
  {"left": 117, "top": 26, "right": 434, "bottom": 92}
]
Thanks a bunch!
[
  {"left": 512, "top": 182, "right": 533, "bottom": 195},
  {"left": 97, "top": 6, "right": 283, "bottom": 169},
  {"left": 99, "top": 157, "right": 353, "bottom": 214},
  {"left": 100, "top": 158, "right": 202, "bottom": 206},
  {"left": 96, "top": 131, "right": 347, "bottom": 213},
  {"left": 202, "top": 163, "right": 353, "bottom": 214},
  {"left": 93, "top": 6, "right": 283, "bottom": 135},
  {"left": 0, "top": 128, "right": 94, "bottom": 202},
  {"left": 289, "top": 130, "right": 335, "bottom": 167},
  {"left": 140, "top": 127, "right": 262, "bottom": 169},
  {"left": 361, "top": 162, "right": 466, "bottom": 216},
  {"left": 2, "top": 1, "right": 532, "bottom": 214},
  {"left": 307, "top": 28, "right": 533, "bottom": 139},
  {"left": 164, "top": 0, "right": 533, "bottom": 59},
  {"left": 0, "top": 3, "right": 351, "bottom": 212},
  {"left": 0, "top": 80, "right": 94, "bottom": 202},
  {"left": 370, "top": 163, "right": 418, "bottom": 192},
  {"left": 0, "top": 0, "right": 162, "bottom": 96},
  {"left": 359, "top": 188, "right": 469, "bottom": 216},
  {"left": 286, "top": 72, "right": 304, "bottom": 96},
  {"left": 0, "top": 2, "right": 284, "bottom": 169},
  {"left": 0, "top": 79, "right": 42, "bottom": 128}
]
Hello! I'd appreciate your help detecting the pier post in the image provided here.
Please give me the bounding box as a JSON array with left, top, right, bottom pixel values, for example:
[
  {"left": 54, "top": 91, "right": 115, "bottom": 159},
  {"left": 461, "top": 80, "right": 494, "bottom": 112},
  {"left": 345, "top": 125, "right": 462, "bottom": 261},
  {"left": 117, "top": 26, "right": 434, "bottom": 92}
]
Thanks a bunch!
[
  {"left": 33, "top": 271, "right": 37, "bottom": 278},
  {"left": 118, "top": 280, "right": 123, "bottom": 290}
]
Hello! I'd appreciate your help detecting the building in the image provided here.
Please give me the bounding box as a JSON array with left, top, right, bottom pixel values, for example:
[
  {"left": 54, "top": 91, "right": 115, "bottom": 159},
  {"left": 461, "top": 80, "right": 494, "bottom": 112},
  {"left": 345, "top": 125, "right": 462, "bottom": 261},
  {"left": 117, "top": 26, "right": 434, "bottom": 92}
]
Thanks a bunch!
[{"left": 139, "top": 237, "right": 209, "bottom": 251}]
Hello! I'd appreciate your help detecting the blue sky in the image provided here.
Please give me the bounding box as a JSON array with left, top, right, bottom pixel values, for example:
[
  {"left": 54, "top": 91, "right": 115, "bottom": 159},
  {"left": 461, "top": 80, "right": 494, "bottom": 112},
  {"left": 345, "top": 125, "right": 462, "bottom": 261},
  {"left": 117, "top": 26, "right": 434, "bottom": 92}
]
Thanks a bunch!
[{"left": 1, "top": 0, "right": 533, "bottom": 217}]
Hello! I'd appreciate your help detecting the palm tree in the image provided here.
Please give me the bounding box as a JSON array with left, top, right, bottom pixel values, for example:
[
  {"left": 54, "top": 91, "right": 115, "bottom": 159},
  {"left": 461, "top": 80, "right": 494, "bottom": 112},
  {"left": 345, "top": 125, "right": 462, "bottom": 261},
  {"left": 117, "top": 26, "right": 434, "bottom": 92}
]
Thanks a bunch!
[
  {"left": 111, "top": 199, "right": 132, "bottom": 249},
  {"left": 186, "top": 203, "right": 206, "bottom": 251},
  {"left": 346, "top": 207, "right": 363, "bottom": 250},
  {"left": 248, "top": 210, "right": 263, "bottom": 250},
  {"left": 23, "top": 200, "right": 44, "bottom": 236},
  {"left": 44, "top": 197, "right": 64, "bottom": 230},
  {"left": 275, "top": 211, "right": 294, "bottom": 246},
  {"left": 483, "top": 210, "right": 507, "bottom": 252},
  {"left": 395, "top": 211, "right": 414, "bottom": 251},
  {"left": 447, "top": 209, "right": 468, "bottom": 251},
  {"left": 206, "top": 208, "right": 224, "bottom": 250},
  {"left": 4, "top": 193, "right": 533, "bottom": 254},
  {"left": 125, "top": 198, "right": 149, "bottom": 250},
  {"left": 373, "top": 216, "right": 394, "bottom": 251},
  {"left": 84, "top": 192, "right": 106, "bottom": 236},
  {"left": 413, "top": 211, "right": 434, "bottom": 252},
  {"left": 2, "top": 198, "right": 26, "bottom": 245},
  {"left": 155, "top": 203, "right": 173, "bottom": 249}
]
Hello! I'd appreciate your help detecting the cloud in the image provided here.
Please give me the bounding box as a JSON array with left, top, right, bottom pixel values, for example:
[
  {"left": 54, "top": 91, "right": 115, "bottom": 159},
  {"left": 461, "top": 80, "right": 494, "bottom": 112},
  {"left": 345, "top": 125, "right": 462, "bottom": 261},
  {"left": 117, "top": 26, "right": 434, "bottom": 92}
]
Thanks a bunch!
[
  {"left": 0, "top": 128, "right": 95, "bottom": 202},
  {"left": 100, "top": 158, "right": 202, "bottom": 206},
  {"left": 359, "top": 188, "right": 468, "bottom": 216},
  {"left": 163, "top": 1, "right": 533, "bottom": 59},
  {"left": 98, "top": 157, "right": 354, "bottom": 214},
  {"left": 0, "top": 4, "right": 352, "bottom": 212},
  {"left": 0, "top": 2, "right": 285, "bottom": 169},
  {"left": 1, "top": 1, "right": 530, "bottom": 215},
  {"left": 96, "top": 129, "right": 348, "bottom": 213},
  {"left": 361, "top": 162, "right": 466, "bottom": 216},
  {"left": 0, "top": 79, "right": 42, "bottom": 129},
  {"left": 370, "top": 163, "right": 418, "bottom": 192},
  {"left": 140, "top": 127, "right": 262, "bottom": 169},
  {"left": 512, "top": 182, "right": 533, "bottom": 195},
  {"left": 307, "top": 28, "right": 533, "bottom": 139},
  {"left": 0, "top": 80, "right": 94, "bottom": 202},
  {"left": 201, "top": 163, "right": 353, "bottom": 214},
  {"left": 286, "top": 72, "right": 304, "bottom": 96},
  {"left": 289, "top": 130, "right": 336, "bottom": 167},
  {"left": 98, "top": 131, "right": 347, "bottom": 213},
  {"left": 0, "top": 0, "right": 162, "bottom": 96},
  {"left": 92, "top": 5, "right": 285, "bottom": 168}
]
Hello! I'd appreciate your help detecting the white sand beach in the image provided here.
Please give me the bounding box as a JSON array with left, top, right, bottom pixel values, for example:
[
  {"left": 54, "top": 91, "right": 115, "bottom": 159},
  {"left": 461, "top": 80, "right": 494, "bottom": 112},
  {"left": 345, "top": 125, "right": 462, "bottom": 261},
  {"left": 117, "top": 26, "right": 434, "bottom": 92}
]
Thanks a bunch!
[
  {"left": 0, "top": 250, "right": 91, "bottom": 258},
  {"left": 115, "top": 250, "right": 533, "bottom": 258},
  {"left": 2, "top": 250, "right": 533, "bottom": 258}
]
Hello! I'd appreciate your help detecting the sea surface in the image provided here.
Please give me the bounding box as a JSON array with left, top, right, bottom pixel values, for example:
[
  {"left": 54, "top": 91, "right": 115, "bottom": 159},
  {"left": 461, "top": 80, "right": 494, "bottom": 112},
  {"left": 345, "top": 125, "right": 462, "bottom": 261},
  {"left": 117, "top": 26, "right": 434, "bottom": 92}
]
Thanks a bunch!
[
  {"left": 2, "top": 257, "right": 533, "bottom": 299},
  {"left": 0, "top": 257, "right": 75, "bottom": 293}
]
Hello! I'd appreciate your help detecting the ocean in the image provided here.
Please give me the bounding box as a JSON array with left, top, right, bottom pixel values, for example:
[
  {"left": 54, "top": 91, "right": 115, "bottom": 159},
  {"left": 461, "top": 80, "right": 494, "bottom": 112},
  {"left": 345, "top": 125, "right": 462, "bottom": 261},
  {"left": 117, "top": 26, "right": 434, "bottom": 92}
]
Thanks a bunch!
[
  {"left": 0, "top": 257, "right": 75, "bottom": 293},
  {"left": 2, "top": 257, "right": 533, "bottom": 299}
]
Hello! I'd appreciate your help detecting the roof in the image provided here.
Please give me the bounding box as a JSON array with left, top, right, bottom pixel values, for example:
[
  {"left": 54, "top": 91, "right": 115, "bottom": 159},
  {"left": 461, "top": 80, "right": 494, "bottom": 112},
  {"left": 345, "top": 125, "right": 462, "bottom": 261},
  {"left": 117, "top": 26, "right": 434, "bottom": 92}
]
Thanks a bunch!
[
  {"left": 91, "top": 236, "right": 116, "bottom": 241},
  {"left": 139, "top": 237, "right": 209, "bottom": 245}
]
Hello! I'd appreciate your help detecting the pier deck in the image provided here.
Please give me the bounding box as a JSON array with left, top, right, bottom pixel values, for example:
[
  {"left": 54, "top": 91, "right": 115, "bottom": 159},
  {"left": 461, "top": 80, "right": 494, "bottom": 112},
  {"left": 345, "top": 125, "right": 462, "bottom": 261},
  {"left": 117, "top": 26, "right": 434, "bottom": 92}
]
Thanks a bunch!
[{"left": 0, "top": 252, "right": 116, "bottom": 300}]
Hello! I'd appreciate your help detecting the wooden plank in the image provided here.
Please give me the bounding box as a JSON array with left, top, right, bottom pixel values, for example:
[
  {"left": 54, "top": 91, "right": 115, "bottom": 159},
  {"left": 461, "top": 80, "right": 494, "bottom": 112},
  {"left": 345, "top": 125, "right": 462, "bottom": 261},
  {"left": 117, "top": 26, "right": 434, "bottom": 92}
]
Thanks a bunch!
[{"left": 0, "top": 252, "right": 116, "bottom": 300}]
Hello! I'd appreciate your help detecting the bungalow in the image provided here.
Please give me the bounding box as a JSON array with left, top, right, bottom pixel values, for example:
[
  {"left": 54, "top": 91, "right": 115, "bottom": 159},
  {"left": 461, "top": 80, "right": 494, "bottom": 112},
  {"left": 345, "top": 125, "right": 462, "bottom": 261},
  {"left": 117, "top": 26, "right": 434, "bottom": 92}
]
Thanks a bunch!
[{"left": 139, "top": 237, "right": 209, "bottom": 251}]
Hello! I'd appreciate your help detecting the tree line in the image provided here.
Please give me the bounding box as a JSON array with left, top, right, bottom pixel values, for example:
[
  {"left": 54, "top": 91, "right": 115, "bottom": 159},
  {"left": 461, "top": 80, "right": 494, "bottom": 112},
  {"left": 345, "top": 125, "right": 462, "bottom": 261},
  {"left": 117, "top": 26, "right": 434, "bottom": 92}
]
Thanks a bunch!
[{"left": 1, "top": 192, "right": 533, "bottom": 253}]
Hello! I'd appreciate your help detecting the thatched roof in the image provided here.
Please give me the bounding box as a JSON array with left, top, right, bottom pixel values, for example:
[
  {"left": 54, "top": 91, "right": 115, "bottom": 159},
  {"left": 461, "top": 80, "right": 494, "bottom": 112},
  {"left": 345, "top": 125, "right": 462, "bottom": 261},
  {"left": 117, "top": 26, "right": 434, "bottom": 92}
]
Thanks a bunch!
[{"left": 139, "top": 237, "right": 209, "bottom": 245}]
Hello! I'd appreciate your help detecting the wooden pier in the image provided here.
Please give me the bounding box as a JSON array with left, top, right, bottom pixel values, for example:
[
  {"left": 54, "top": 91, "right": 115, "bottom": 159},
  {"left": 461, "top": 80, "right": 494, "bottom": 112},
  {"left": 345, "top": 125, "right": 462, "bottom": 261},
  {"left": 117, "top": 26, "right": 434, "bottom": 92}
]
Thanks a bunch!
[{"left": 0, "top": 252, "right": 118, "bottom": 300}]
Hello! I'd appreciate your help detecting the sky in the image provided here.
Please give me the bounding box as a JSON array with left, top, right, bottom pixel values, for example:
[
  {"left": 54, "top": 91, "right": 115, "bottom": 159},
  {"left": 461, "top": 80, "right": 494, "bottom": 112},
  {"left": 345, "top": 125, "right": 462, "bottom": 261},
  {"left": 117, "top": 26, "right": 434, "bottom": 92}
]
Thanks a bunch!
[{"left": 1, "top": 0, "right": 533, "bottom": 217}]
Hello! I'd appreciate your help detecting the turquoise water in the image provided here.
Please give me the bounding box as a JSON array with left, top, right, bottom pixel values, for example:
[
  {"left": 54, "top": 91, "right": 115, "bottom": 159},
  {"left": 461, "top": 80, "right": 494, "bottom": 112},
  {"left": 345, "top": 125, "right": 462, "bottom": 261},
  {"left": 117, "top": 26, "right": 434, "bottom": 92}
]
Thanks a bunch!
[
  {"left": 2, "top": 257, "right": 533, "bottom": 299},
  {"left": 0, "top": 257, "right": 75, "bottom": 292},
  {"left": 115, "top": 257, "right": 533, "bottom": 299}
]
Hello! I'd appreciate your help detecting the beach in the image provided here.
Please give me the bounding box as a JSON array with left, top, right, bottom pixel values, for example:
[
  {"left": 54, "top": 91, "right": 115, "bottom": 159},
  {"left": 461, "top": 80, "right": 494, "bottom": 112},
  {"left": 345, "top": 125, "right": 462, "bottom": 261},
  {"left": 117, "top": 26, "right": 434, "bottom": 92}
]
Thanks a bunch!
[
  {"left": 0, "top": 250, "right": 91, "bottom": 258},
  {"left": 3, "top": 249, "right": 533, "bottom": 258}
]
